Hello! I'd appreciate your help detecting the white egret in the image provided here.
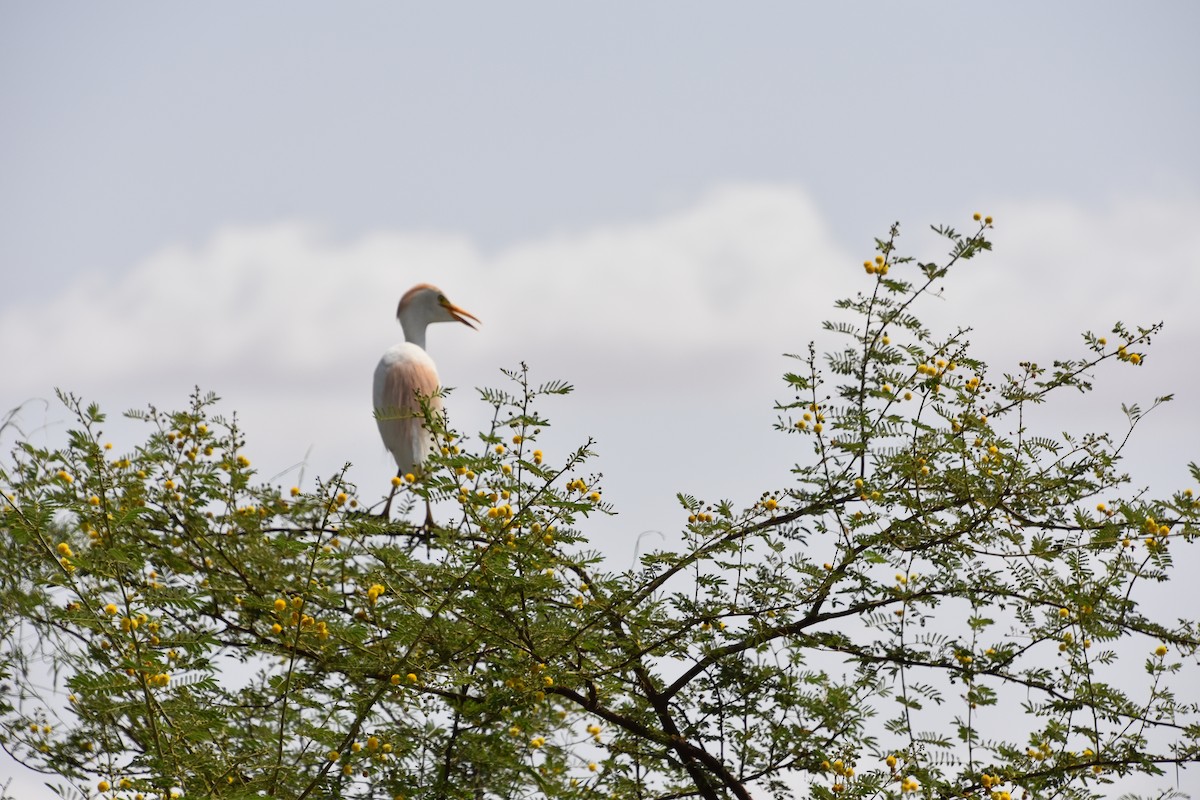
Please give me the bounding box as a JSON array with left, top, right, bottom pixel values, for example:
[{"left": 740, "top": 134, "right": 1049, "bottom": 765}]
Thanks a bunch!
[{"left": 373, "top": 283, "right": 479, "bottom": 522}]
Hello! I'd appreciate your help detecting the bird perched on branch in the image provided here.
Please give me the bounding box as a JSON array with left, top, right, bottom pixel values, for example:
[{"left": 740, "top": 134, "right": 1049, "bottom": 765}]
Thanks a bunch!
[{"left": 373, "top": 283, "right": 479, "bottom": 522}]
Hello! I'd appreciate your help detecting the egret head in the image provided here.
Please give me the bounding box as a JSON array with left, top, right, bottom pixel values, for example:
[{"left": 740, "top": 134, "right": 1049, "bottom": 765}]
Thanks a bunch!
[{"left": 397, "top": 284, "right": 479, "bottom": 345}]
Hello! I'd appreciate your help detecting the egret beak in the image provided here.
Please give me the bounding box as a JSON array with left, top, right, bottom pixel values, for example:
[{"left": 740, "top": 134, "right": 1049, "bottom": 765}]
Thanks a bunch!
[{"left": 442, "top": 299, "right": 480, "bottom": 330}]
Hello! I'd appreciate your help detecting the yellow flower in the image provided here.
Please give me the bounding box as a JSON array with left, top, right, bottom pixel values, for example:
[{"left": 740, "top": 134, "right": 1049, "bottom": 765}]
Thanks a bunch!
[
  {"left": 1155, "top": 645, "right": 1168, "bottom": 657},
  {"left": 973, "top": 212, "right": 982, "bottom": 221},
  {"left": 98, "top": 780, "right": 111, "bottom": 792},
  {"left": 533, "top": 449, "right": 543, "bottom": 464},
  {"left": 1129, "top": 353, "right": 1142, "bottom": 365},
  {"left": 104, "top": 603, "right": 118, "bottom": 616},
  {"left": 236, "top": 454, "right": 251, "bottom": 467}
]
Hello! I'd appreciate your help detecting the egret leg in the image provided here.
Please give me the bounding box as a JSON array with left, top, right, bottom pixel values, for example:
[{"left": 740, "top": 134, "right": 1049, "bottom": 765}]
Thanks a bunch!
[{"left": 379, "top": 469, "right": 402, "bottom": 518}]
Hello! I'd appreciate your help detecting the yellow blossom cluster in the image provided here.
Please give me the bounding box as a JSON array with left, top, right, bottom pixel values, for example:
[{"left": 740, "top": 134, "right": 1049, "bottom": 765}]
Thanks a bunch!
[
  {"left": 1116, "top": 344, "right": 1143, "bottom": 365},
  {"left": 1142, "top": 515, "right": 1172, "bottom": 550},
  {"left": 863, "top": 255, "right": 890, "bottom": 276},
  {"left": 819, "top": 758, "right": 855, "bottom": 778},
  {"left": 793, "top": 404, "right": 827, "bottom": 434},
  {"left": 916, "top": 359, "right": 956, "bottom": 390},
  {"left": 486, "top": 503, "right": 514, "bottom": 520},
  {"left": 55, "top": 541, "right": 76, "bottom": 572},
  {"left": 1026, "top": 740, "right": 1054, "bottom": 761}
]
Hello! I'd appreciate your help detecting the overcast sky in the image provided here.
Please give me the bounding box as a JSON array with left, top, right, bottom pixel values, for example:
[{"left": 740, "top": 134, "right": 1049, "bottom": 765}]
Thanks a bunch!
[{"left": 2, "top": 3, "right": 1199, "bottom": 796}]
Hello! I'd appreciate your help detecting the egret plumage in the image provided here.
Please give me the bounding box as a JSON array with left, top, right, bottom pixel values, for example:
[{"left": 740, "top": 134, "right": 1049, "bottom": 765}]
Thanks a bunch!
[{"left": 373, "top": 283, "right": 478, "bottom": 521}]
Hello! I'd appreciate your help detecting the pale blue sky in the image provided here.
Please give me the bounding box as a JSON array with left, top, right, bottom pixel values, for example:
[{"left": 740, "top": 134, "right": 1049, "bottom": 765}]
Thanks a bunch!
[
  {"left": 2, "top": 4, "right": 1199, "bottom": 797},
  {"left": 3, "top": 2, "right": 1197, "bottom": 300}
]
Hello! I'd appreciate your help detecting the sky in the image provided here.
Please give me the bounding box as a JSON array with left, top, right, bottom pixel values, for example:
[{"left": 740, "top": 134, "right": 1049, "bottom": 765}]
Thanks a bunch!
[{"left": 2, "top": 3, "right": 1199, "bottom": 796}]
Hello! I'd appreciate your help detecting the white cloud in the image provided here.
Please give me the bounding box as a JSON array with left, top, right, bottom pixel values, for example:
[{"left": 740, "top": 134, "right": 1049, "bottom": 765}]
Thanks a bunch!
[{"left": 3, "top": 185, "right": 1198, "bottom": 535}]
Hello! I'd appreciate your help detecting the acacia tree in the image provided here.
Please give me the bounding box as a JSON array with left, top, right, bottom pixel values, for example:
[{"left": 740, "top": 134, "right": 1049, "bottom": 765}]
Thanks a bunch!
[{"left": 1, "top": 218, "right": 1197, "bottom": 800}]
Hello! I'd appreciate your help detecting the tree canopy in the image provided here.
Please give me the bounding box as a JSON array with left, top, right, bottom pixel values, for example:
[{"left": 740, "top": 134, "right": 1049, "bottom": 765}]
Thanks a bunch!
[{"left": 2, "top": 218, "right": 1197, "bottom": 800}]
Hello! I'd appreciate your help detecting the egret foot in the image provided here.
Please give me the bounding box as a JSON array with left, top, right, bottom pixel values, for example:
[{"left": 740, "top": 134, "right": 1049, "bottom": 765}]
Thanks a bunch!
[{"left": 379, "top": 486, "right": 398, "bottom": 519}]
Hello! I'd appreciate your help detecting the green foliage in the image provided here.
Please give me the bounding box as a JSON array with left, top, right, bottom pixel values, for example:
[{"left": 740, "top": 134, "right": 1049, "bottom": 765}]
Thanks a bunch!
[{"left": 1, "top": 218, "right": 1197, "bottom": 800}]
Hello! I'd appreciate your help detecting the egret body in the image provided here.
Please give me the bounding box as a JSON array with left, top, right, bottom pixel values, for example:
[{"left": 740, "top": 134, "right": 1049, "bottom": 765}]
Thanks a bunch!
[{"left": 373, "top": 283, "right": 478, "bottom": 520}]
